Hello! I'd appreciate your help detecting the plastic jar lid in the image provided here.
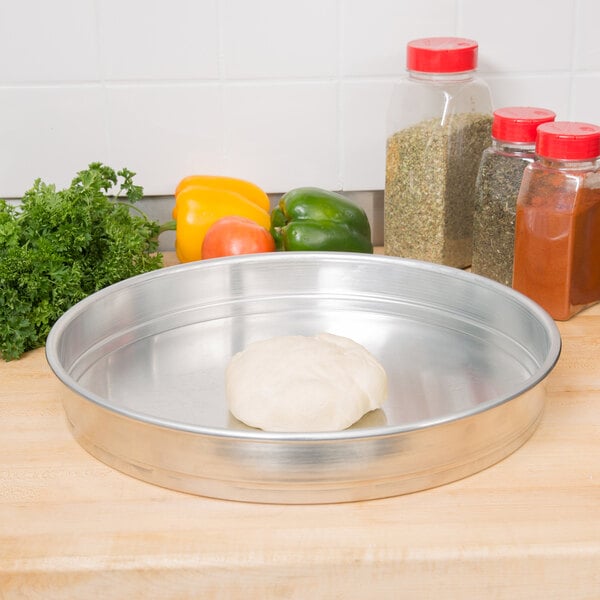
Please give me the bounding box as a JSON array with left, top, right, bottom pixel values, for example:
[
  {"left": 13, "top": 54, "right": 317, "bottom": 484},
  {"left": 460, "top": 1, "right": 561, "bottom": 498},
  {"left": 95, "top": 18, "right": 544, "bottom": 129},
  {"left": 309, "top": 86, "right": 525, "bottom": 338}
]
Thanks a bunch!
[
  {"left": 406, "top": 37, "right": 478, "bottom": 73},
  {"left": 536, "top": 122, "right": 600, "bottom": 160},
  {"left": 492, "top": 107, "right": 556, "bottom": 143}
]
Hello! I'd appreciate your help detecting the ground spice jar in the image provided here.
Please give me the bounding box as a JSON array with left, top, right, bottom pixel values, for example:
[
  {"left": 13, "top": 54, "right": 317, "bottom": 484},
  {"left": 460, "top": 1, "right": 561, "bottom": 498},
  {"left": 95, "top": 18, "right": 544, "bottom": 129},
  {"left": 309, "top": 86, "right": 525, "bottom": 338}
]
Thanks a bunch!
[
  {"left": 512, "top": 121, "right": 600, "bottom": 320},
  {"left": 471, "top": 107, "right": 556, "bottom": 286},
  {"left": 384, "top": 37, "right": 493, "bottom": 268}
]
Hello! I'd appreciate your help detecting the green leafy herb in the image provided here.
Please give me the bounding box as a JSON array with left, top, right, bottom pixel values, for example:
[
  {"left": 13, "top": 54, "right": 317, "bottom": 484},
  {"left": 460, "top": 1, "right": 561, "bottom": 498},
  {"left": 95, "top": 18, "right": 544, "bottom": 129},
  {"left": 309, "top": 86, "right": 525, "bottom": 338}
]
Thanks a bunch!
[{"left": 0, "top": 162, "right": 163, "bottom": 360}]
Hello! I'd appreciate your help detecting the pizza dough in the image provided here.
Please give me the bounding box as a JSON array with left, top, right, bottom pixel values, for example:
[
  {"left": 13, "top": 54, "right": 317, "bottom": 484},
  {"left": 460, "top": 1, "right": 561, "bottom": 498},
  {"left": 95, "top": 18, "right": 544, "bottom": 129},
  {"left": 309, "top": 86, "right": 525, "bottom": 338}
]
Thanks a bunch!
[{"left": 226, "top": 332, "right": 387, "bottom": 432}]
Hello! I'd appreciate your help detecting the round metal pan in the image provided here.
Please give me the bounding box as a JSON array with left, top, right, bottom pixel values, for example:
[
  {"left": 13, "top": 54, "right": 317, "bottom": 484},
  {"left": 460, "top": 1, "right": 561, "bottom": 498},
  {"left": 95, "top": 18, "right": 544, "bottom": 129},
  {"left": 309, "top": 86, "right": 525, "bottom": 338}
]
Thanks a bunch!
[{"left": 45, "top": 252, "right": 561, "bottom": 504}]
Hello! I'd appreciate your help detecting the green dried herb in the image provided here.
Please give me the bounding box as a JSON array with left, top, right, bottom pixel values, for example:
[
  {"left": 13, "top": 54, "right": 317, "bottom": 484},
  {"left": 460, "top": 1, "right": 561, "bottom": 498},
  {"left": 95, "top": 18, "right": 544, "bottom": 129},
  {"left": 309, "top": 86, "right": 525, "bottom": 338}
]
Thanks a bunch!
[
  {"left": 471, "top": 150, "right": 533, "bottom": 287},
  {"left": 384, "top": 113, "right": 492, "bottom": 268}
]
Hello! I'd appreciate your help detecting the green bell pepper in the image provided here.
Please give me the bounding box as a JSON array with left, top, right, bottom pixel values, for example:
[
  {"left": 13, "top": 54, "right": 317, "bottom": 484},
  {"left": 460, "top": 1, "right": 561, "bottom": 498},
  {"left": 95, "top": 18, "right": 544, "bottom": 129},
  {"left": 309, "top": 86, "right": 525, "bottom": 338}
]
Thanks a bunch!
[{"left": 270, "top": 187, "right": 373, "bottom": 254}]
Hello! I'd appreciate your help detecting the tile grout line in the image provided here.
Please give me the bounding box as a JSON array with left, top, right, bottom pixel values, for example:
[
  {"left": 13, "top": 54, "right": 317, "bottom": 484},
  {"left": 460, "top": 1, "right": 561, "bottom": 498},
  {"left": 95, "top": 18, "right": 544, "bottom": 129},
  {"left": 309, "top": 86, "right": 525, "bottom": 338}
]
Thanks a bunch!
[
  {"left": 336, "top": 0, "right": 344, "bottom": 191},
  {"left": 215, "top": 0, "right": 227, "bottom": 169},
  {"left": 91, "top": 0, "right": 111, "bottom": 165}
]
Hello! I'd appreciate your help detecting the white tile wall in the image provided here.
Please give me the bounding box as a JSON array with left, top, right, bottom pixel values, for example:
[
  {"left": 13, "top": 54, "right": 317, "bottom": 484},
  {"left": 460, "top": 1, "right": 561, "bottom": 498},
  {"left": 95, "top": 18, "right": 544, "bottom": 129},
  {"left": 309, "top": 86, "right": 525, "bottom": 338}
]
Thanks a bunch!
[
  {"left": 0, "top": 0, "right": 99, "bottom": 83},
  {"left": 222, "top": 82, "right": 338, "bottom": 191},
  {"left": 0, "top": 86, "right": 108, "bottom": 191},
  {"left": 1, "top": 0, "right": 599, "bottom": 197},
  {"left": 341, "top": 0, "right": 457, "bottom": 77},
  {"left": 574, "top": 0, "right": 600, "bottom": 70},
  {"left": 97, "top": 0, "right": 220, "bottom": 80},
  {"left": 341, "top": 81, "right": 393, "bottom": 190},
  {"left": 220, "top": 0, "right": 338, "bottom": 79},
  {"left": 105, "top": 83, "right": 224, "bottom": 190},
  {"left": 460, "top": 0, "right": 575, "bottom": 72}
]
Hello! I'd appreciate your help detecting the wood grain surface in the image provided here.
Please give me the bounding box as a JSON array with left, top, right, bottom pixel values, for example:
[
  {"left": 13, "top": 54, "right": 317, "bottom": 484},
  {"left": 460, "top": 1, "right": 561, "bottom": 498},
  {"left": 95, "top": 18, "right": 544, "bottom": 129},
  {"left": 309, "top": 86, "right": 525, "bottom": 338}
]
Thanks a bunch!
[{"left": 1, "top": 253, "right": 599, "bottom": 599}]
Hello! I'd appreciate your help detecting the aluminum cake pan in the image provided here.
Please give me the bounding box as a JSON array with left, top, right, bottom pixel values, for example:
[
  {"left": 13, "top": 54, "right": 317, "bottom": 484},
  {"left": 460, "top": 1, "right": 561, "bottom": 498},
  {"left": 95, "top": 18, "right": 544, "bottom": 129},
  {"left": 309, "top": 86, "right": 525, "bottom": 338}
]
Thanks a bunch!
[{"left": 45, "top": 252, "right": 561, "bottom": 504}]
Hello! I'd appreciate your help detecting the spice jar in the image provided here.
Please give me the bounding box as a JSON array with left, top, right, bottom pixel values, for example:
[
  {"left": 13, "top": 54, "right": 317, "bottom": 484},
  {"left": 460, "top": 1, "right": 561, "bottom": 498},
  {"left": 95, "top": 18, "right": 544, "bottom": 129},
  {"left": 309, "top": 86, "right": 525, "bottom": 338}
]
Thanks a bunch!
[
  {"left": 471, "top": 107, "right": 556, "bottom": 286},
  {"left": 513, "top": 121, "right": 600, "bottom": 320},
  {"left": 384, "top": 37, "right": 493, "bottom": 268}
]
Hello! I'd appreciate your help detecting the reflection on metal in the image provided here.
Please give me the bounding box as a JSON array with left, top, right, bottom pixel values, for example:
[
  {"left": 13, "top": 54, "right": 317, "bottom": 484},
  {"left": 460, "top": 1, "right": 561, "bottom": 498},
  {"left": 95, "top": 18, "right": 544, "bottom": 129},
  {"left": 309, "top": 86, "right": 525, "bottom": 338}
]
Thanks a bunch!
[{"left": 46, "top": 252, "right": 561, "bottom": 504}]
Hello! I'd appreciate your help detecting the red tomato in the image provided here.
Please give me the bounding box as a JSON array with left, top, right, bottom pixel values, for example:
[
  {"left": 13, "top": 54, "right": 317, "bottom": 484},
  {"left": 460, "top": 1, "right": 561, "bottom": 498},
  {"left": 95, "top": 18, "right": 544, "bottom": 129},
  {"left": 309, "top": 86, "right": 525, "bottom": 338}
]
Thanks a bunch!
[{"left": 202, "top": 216, "right": 276, "bottom": 259}]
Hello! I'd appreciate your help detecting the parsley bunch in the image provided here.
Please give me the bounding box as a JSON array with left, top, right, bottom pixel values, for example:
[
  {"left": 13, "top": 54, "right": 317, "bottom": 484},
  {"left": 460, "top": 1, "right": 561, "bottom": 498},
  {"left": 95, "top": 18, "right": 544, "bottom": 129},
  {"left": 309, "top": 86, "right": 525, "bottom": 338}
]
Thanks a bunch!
[{"left": 0, "top": 162, "right": 163, "bottom": 360}]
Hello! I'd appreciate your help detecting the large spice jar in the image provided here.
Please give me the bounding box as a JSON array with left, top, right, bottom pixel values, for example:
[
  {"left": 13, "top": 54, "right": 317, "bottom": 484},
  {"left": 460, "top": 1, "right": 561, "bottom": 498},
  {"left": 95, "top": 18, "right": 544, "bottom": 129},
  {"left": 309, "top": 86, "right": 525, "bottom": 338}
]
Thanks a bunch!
[
  {"left": 513, "top": 122, "right": 600, "bottom": 320},
  {"left": 384, "top": 37, "right": 493, "bottom": 268},
  {"left": 471, "top": 107, "right": 556, "bottom": 286}
]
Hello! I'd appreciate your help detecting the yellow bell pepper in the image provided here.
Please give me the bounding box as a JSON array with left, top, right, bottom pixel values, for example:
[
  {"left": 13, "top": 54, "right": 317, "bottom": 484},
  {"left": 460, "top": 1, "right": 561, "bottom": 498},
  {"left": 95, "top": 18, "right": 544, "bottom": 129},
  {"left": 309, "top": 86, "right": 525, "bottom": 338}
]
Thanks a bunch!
[
  {"left": 162, "top": 176, "right": 271, "bottom": 263},
  {"left": 174, "top": 175, "right": 270, "bottom": 213}
]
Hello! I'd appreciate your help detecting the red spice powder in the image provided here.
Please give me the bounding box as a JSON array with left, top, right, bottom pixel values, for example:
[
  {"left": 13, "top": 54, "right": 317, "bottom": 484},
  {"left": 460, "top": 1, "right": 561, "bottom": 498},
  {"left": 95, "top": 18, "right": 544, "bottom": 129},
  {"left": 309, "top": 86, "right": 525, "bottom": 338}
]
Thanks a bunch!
[
  {"left": 572, "top": 186, "right": 600, "bottom": 304},
  {"left": 513, "top": 168, "right": 600, "bottom": 320}
]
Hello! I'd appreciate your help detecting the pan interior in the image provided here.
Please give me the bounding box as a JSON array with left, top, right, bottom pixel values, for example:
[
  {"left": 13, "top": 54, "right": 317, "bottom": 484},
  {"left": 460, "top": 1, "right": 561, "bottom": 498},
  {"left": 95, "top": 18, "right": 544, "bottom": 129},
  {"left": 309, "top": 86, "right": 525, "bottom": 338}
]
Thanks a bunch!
[{"left": 48, "top": 253, "right": 560, "bottom": 436}]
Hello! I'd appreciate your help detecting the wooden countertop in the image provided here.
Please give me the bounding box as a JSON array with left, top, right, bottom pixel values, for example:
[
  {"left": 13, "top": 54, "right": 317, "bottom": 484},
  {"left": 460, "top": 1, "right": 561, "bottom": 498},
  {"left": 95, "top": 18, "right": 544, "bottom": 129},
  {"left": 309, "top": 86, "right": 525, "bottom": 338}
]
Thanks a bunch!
[{"left": 1, "top": 252, "right": 599, "bottom": 599}]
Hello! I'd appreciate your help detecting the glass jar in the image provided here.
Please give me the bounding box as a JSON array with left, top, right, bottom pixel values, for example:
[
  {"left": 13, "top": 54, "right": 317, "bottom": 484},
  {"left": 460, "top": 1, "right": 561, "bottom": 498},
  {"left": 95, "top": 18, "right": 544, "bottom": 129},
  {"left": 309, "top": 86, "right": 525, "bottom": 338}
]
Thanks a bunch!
[
  {"left": 513, "top": 121, "right": 600, "bottom": 320},
  {"left": 384, "top": 37, "right": 493, "bottom": 268},
  {"left": 471, "top": 107, "right": 556, "bottom": 286}
]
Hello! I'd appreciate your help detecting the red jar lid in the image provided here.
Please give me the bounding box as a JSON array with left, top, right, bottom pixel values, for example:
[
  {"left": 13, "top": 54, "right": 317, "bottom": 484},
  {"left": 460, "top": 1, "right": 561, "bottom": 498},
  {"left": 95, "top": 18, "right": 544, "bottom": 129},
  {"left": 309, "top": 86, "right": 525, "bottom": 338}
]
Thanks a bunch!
[
  {"left": 492, "top": 107, "right": 556, "bottom": 143},
  {"left": 536, "top": 122, "right": 600, "bottom": 160},
  {"left": 406, "top": 37, "right": 478, "bottom": 73}
]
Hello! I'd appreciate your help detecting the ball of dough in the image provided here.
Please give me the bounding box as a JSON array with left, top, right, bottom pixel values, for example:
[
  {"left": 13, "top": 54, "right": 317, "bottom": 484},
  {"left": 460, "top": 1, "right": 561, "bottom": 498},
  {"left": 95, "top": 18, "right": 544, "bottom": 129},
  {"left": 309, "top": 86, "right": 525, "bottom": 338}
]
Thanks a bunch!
[{"left": 226, "top": 332, "right": 387, "bottom": 432}]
